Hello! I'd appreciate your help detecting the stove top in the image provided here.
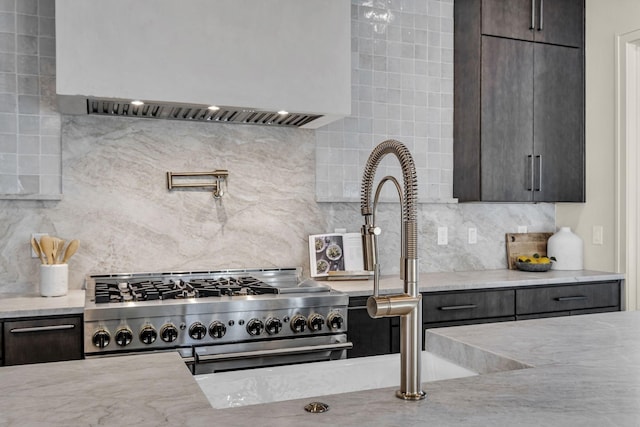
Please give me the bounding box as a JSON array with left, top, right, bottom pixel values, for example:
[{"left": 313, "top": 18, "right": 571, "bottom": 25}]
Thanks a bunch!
[
  {"left": 82, "top": 267, "right": 350, "bottom": 362},
  {"left": 94, "top": 275, "right": 281, "bottom": 303},
  {"left": 85, "top": 267, "right": 334, "bottom": 306}
]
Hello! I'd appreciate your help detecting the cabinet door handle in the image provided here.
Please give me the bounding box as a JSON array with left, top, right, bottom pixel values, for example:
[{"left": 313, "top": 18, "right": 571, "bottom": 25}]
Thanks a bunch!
[
  {"left": 439, "top": 304, "right": 477, "bottom": 311},
  {"left": 527, "top": 154, "right": 534, "bottom": 191},
  {"left": 530, "top": 0, "right": 536, "bottom": 29},
  {"left": 10, "top": 324, "right": 76, "bottom": 333},
  {"left": 555, "top": 296, "right": 587, "bottom": 302},
  {"left": 535, "top": 155, "right": 542, "bottom": 191},
  {"left": 538, "top": 0, "right": 544, "bottom": 31}
]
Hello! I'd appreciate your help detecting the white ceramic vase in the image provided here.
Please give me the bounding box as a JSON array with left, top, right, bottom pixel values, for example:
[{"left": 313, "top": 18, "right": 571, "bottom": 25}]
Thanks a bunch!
[{"left": 547, "top": 227, "right": 583, "bottom": 271}]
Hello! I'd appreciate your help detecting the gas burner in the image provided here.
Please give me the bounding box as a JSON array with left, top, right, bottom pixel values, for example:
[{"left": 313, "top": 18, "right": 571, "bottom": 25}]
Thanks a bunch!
[{"left": 93, "top": 275, "right": 278, "bottom": 303}]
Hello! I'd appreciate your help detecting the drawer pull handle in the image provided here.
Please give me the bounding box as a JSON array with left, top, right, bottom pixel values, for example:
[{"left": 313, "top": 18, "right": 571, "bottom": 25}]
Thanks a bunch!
[
  {"left": 10, "top": 324, "right": 76, "bottom": 334},
  {"left": 555, "top": 296, "right": 587, "bottom": 302},
  {"left": 439, "top": 304, "right": 478, "bottom": 311}
]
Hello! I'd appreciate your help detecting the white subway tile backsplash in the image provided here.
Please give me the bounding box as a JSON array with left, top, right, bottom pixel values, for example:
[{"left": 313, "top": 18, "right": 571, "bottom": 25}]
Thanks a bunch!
[
  {"left": 0, "top": 0, "right": 61, "bottom": 197},
  {"left": 0, "top": 133, "right": 16, "bottom": 152},
  {"left": 17, "top": 0, "right": 38, "bottom": 15},
  {"left": 18, "top": 134, "right": 38, "bottom": 153},
  {"left": 0, "top": 174, "right": 18, "bottom": 192},
  {"left": 316, "top": 0, "right": 454, "bottom": 203},
  {"left": 18, "top": 153, "right": 39, "bottom": 174},
  {"left": 18, "top": 173, "right": 38, "bottom": 192},
  {"left": 0, "top": 153, "right": 17, "bottom": 173}
]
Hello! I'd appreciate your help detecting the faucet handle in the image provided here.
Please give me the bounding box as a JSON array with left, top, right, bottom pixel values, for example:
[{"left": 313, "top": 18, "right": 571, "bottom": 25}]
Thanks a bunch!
[
  {"left": 367, "top": 293, "right": 420, "bottom": 318},
  {"left": 367, "top": 225, "right": 382, "bottom": 236}
]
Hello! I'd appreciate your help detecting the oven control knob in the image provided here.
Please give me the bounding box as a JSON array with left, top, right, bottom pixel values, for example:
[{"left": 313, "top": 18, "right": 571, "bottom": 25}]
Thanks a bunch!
[
  {"left": 308, "top": 313, "right": 325, "bottom": 332},
  {"left": 189, "top": 322, "right": 207, "bottom": 340},
  {"left": 246, "top": 319, "right": 264, "bottom": 336},
  {"left": 265, "top": 317, "right": 282, "bottom": 335},
  {"left": 160, "top": 324, "right": 179, "bottom": 343},
  {"left": 139, "top": 325, "right": 157, "bottom": 345},
  {"left": 209, "top": 321, "right": 227, "bottom": 339},
  {"left": 115, "top": 327, "right": 133, "bottom": 347},
  {"left": 327, "top": 312, "right": 344, "bottom": 330},
  {"left": 290, "top": 314, "right": 307, "bottom": 333},
  {"left": 92, "top": 329, "right": 111, "bottom": 348}
]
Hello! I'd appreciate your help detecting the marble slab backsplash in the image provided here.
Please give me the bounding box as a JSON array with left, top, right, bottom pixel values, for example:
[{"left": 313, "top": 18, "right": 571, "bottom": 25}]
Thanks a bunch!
[{"left": 0, "top": 115, "right": 554, "bottom": 293}]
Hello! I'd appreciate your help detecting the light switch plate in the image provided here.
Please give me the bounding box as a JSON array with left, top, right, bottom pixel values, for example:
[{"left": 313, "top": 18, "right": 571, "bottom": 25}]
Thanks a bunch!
[
  {"left": 437, "top": 227, "right": 448, "bottom": 245},
  {"left": 468, "top": 227, "right": 477, "bottom": 244},
  {"left": 593, "top": 226, "right": 604, "bottom": 245},
  {"left": 517, "top": 225, "right": 528, "bottom": 233}
]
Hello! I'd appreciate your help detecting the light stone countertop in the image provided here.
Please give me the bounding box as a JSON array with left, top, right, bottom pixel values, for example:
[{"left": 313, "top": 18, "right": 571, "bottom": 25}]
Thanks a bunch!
[
  {"left": 0, "top": 270, "right": 622, "bottom": 319},
  {"left": 1, "top": 310, "right": 639, "bottom": 426},
  {"left": 0, "top": 289, "right": 84, "bottom": 318},
  {"left": 0, "top": 352, "right": 213, "bottom": 426},
  {"left": 327, "top": 269, "right": 624, "bottom": 296}
]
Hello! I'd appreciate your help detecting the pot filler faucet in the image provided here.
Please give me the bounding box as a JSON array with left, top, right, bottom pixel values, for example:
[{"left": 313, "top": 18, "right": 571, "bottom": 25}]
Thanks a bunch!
[{"left": 360, "top": 139, "right": 426, "bottom": 400}]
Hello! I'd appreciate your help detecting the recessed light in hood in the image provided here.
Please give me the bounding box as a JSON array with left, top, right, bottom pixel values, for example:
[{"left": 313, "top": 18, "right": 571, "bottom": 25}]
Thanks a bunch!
[{"left": 87, "top": 99, "right": 322, "bottom": 128}]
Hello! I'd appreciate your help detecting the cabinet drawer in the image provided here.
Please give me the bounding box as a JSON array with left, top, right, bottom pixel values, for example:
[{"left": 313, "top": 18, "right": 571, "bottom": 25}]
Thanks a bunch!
[
  {"left": 516, "top": 281, "right": 620, "bottom": 315},
  {"left": 4, "top": 316, "right": 83, "bottom": 366},
  {"left": 423, "top": 290, "right": 515, "bottom": 323}
]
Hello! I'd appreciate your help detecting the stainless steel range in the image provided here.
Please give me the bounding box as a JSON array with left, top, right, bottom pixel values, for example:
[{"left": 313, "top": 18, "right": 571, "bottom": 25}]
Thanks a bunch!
[{"left": 83, "top": 267, "right": 351, "bottom": 374}]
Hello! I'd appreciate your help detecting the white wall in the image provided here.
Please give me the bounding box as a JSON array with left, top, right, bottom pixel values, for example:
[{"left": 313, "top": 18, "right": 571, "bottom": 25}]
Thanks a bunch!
[{"left": 557, "top": 0, "right": 640, "bottom": 274}]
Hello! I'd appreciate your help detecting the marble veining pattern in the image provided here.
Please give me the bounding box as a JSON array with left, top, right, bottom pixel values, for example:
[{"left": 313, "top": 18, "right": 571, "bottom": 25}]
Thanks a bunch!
[
  {"left": 0, "top": 114, "right": 554, "bottom": 294},
  {"left": 204, "top": 311, "right": 640, "bottom": 426},
  {"left": 0, "top": 311, "right": 639, "bottom": 426},
  {"left": 0, "top": 352, "right": 212, "bottom": 426}
]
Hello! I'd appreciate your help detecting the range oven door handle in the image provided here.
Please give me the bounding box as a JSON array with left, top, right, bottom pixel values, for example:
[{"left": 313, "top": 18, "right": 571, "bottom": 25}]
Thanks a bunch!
[{"left": 195, "top": 342, "right": 353, "bottom": 363}]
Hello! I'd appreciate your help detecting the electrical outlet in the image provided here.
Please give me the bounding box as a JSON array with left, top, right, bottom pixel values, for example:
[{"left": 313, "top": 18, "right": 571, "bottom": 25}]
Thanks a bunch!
[
  {"left": 30, "top": 233, "right": 48, "bottom": 258},
  {"left": 517, "top": 225, "right": 528, "bottom": 233},
  {"left": 468, "top": 227, "right": 477, "bottom": 244},
  {"left": 437, "top": 227, "right": 448, "bottom": 245},
  {"left": 593, "top": 225, "right": 604, "bottom": 245}
]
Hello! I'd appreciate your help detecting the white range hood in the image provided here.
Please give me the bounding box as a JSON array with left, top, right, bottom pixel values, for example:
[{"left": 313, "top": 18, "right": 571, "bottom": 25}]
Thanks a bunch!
[{"left": 55, "top": 0, "right": 351, "bottom": 128}]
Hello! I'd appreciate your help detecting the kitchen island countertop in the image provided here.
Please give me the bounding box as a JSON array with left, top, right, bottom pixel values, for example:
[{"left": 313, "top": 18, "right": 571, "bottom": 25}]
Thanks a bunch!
[{"left": 0, "top": 310, "right": 639, "bottom": 426}]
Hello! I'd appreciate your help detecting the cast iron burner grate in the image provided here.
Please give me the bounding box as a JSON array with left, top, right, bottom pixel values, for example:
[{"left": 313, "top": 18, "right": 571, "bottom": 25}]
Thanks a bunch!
[{"left": 93, "top": 276, "right": 278, "bottom": 304}]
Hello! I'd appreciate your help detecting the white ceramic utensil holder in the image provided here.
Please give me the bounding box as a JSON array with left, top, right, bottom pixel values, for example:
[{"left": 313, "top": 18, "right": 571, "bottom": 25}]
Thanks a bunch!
[
  {"left": 40, "top": 264, "right": 68, "bottom": 297},
  {"left": 547, "top": 227, "right": 584, "bottom": 271}
]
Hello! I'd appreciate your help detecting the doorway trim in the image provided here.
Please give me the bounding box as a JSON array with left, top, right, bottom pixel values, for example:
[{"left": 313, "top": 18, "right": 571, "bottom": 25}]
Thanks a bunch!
[{"left": 615, "top": 29, "right": 640, "bottom": 311}]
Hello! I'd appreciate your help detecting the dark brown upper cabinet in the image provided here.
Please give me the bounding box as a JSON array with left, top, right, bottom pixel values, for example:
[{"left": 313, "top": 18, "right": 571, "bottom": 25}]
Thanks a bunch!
[
  {"left": 482, "top": 0, "right": 584, "bottom": 48},
  {"left": 454, "top": 0, "right": 585, "bottom": 202}
]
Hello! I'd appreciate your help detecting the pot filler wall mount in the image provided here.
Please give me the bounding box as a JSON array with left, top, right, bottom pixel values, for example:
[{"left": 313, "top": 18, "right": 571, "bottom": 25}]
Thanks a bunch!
[{"left": 83, "top": 267, "right": 351, "bottom": 374}]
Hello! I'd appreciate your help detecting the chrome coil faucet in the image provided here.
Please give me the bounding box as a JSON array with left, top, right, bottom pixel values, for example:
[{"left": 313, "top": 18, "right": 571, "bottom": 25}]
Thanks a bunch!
[{"left": 360, "top": 139, "right": 425, "bottom": 400}]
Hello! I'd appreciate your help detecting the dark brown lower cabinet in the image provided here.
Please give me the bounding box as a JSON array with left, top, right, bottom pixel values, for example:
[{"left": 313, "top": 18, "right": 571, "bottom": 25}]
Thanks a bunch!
[
  {"left": 347, "top": 280, "right": 622, "bottom": 358},
  {"left": 3, "top": 315, "right": 83, "bottom": 366},
  {"left": 347, "top": 297, "right": 398, "bottom": 358},
  {"left": 516, "top": 281, "right": 620, "bottom": 319}
]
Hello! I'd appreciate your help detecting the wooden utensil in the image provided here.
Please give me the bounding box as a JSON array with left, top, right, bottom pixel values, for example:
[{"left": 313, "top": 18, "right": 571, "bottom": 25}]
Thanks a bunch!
[
  {"left": 39, "top": 235, "right": 54, "bottom": 265},
  {"left": 30, "top": 237, "right": 46, "bottom": 265},
  {"left": 61, "top": 239, "right": 79, "bottom": 264},
  {"left": 54, "top": 238, "right": 66, "bottom": 264}
]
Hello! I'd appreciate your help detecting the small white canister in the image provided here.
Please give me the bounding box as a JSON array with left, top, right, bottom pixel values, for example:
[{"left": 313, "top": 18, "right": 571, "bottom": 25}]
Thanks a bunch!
[
  {"left": 40, "top": 264, "right": 69, "bottom": 297},
  {"left": 547, "top": 227, "right": 584, "bottom": 271}
]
